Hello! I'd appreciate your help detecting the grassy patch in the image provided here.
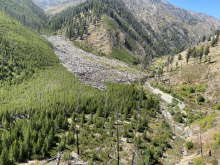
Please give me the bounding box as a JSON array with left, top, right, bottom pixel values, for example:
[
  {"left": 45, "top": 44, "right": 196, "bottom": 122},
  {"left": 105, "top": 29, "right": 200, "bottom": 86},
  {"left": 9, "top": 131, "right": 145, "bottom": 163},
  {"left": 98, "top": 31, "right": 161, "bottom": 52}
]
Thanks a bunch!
[
  {"left": 102, "top": 14, "right": 117, "bottom": 31},
  {"left": 109, "top": 47, "right": 139, "bottom": 64},
  {"left": 193, "top": 114, "right": 217, "bottom": 131},
  {"left": 215, "top": 102, "right": 220, "bottom": 110},
  {"left": 73, "top": 40, "right": 106, "bottom": 56}
]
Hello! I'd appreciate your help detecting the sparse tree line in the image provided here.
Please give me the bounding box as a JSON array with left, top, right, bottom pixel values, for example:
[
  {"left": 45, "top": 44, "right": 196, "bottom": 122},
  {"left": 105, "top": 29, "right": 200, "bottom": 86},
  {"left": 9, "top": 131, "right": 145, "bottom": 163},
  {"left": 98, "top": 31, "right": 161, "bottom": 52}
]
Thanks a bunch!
[
  {"left": 185, "top": 30, "right": 219, "bottom": 65},
  {"left": 185, "top": 45, "right": 210, "bottom": 65},
  {"left": 165, "top": 30, "right": 219, "bottom": 68}
]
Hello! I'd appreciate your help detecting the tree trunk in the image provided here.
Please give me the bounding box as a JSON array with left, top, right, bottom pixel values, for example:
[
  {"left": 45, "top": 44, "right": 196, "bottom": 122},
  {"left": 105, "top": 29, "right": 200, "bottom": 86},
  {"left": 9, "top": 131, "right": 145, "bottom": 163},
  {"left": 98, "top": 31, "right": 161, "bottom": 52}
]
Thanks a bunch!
[
  {"left": 76, "top": 130, "right": 79, "bottom": 155},
  {"left": 117, "top": 106, "right": 120, "bottom": 165},
  {"left": 200, "top": 126, "right": 203, "bottom": 157}
]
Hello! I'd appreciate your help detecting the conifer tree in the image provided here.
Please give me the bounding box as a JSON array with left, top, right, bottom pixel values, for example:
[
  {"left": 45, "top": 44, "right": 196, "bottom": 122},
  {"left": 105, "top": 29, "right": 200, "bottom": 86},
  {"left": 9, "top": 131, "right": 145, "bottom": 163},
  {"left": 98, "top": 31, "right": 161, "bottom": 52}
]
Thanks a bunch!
[
  {"left": 204, "top": 45, "right": 210, "bottom": 64},
  {"left": 170, "top": 55, "right": 174, "bottom": 71},
  {"left": 0, "top": 148, "right": 11, "bottom": 165},
  {"left": 199, "top": 46, "right": 204, "bottom": 64},
  {"left": 202, "top": 35, "right": 206, "bottom": 42},
  {"left": 192, "top": 47, "right": 197, "bottom": 65},
  {"left": 167, "top": 56, "right": 170, "bottom": 72},
  {"left": 41, "top": 143, "right": 46, "bottom": 158},
  {"left": 11, "top": 140, "right": 19, "bottom": 162},
  {"left": 19, "top": 141, "right": 24, "bottom": 162},
  {"left": 186, "top": 47, "right": 191, "bottom": 65}
]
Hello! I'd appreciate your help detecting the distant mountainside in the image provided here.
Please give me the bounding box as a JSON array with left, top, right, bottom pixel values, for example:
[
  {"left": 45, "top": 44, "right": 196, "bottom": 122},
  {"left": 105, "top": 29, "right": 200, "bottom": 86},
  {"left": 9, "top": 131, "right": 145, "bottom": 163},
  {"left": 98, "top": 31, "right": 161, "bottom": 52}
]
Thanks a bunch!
[
  {"left": 33, "top": 0, "right": 76, "bottom": 9},
  {"left": 44, "top": 0, "right": 86, "bottom": 15},
  {"left": 47, "top": 0, "right": 220, "bottom": 65},
  {"left": 122, "top": 0, "right": 220, "bottom": 48},
  {"left": 49, "top": 0, "right": 173, "bottom": 66}
]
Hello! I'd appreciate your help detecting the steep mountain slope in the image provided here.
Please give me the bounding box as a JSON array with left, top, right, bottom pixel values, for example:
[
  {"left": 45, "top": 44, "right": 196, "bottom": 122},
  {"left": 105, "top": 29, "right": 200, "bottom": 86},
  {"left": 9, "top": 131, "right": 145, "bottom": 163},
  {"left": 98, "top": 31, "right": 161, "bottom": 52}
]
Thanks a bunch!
[
  {"left": 160, "top": 36, "right": 220, "bottom": 103},
  {"left": 44, "top": 0, "right": 86, "bottom": 15},
  {"left": 48, "top": 0, "right": 220, "bottom": 65},
  {"left": 49, "top": 0, "right": 173, "bottom": 66},
  {"left": 0, "top": 10, "right": 58, "bottom": 84},
  {"left": 122, "top": 0, "right": 220, "bottom": 49},
  {"left": 0, "top": 0, "right": 48, "bottom": 31},
  {"left": 33, "top": 0, "right": 77, "bottom": 9}
]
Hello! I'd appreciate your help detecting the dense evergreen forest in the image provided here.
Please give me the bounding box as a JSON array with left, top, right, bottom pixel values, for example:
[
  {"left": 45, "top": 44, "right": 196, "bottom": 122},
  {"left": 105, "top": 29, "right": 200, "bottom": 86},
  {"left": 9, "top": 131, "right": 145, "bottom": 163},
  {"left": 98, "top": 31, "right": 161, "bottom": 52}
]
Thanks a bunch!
[
  {"left": 0, "top": 4, "right": 173, "bottom": 164},
  {"left": 0, "top": 10, "right": 58, "bottom": 84},
  {"left": 0, "top": 0, "right": 48, "bottom": 31}
]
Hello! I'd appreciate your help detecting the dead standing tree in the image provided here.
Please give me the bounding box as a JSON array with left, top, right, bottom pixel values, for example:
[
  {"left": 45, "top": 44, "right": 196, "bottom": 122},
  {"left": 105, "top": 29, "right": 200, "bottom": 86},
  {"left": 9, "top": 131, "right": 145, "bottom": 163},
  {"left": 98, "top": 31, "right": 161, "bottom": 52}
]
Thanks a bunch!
[
  {"left": 132, "top": 91, "right": 143, "bottom": 165},
  {"left": 116, "top": 104, "right": 120, "bottom": 165},
  {"left": 101, "top": 90, "right": 109, "bottom": 137},
  {"left": 75, "top": 86, "right": 82, "bottom": 155}
]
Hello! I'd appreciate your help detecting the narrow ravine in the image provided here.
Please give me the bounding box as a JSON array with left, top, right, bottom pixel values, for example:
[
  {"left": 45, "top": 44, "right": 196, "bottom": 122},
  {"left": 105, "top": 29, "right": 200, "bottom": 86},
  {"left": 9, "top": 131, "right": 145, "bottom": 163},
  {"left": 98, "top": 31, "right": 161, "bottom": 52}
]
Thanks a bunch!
[
  {"left": 144, "top": 81, "right": 186, "bottom": 131},
  {"left": 144, "top": 81, "right": 187, "bottom": 165}
]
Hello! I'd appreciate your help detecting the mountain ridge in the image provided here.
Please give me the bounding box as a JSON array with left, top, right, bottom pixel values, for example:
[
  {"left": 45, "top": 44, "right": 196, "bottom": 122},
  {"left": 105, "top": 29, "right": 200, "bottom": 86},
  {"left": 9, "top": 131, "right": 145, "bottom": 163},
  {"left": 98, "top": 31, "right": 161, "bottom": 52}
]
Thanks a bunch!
[
  {"left": 123, "top": 0, "right": 220, "bottom": 45},
  {"left": 46, "top": 0, "right": 220, "bottom": 63}
]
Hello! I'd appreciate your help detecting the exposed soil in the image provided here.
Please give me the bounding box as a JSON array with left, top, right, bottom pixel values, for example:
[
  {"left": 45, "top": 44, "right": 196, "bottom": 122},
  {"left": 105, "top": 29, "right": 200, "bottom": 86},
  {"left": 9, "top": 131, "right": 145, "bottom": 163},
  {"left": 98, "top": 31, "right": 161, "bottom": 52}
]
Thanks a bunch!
[{"left": 44, "top": 1, "right": 86, "bottom": 15}]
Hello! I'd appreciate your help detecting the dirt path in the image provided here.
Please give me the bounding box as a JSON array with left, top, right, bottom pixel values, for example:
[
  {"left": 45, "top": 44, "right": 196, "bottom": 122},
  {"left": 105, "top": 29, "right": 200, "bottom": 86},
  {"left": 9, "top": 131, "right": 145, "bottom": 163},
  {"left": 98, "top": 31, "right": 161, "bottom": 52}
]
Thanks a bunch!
[{"left": 44, "top": 35, "right": 144, "bottom": 90}]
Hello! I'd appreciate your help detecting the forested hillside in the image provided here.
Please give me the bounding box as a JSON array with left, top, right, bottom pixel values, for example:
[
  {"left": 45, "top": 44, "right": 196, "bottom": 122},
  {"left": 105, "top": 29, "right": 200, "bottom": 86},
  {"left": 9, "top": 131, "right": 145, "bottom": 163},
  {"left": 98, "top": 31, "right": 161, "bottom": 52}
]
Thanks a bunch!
[
  {"left": 0, "top": 0, "right": 48, "bottom": 31},
  {"left": 33, "top": 0, "right": 75, "bottom": 9},
  {"left": 0, "top": 8, "right": 171, "bottom": 165},
  {"left": 44, "top": 0, "right": 86, "bottom": 15},
  {"left": 48, "top": 0, "right": 172, "bottom": 64},
  {"left": 47, "top": 0, "right": 220, "bottom": 61},
  {"left": 0, "top": 0, "right": 220, "bottom": 164},
  {"left": 0, "top": 11, "right": 57, "bottom": 84}
]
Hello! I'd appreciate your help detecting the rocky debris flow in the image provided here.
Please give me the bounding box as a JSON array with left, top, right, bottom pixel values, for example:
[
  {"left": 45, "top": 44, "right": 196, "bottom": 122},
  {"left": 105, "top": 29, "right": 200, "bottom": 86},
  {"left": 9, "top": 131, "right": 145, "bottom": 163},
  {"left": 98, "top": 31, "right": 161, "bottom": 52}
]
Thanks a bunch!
[{"left": 44, "top": 35, "right": 141, "bottom": 90}]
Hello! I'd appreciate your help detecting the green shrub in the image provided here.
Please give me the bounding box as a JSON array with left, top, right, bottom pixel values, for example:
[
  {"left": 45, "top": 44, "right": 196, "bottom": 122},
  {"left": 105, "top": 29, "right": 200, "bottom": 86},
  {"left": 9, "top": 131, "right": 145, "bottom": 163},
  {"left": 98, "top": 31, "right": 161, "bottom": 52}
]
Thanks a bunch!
[
  {"left": 212, "top": 159, "right": 218, "bottom": 165},
  {"left": 196, "top": 84, "right": 208, "bottom": 92},
  {"left": 169, "top": 109, "right": 175, "bottom": 116},
  {"left": 173, "top": 111, "right": 184, "bottom": 123},
  {"left": 213, "top": 132, "right": 220, "bottom": 145},
  {"left": 193, "top": 157, "right": 205, "bottom": 165},
  {"left": 185, "top": 141, "right": 193, "bottom": 149},
  {"left": 197, "top": 95, "right": 205, "bottom": 103},
  {"left": 199, "top": 114, "right": 216, "bottom": 131},
  {"left": 174, "top": 116, "right": 183, "bottom": 123},
  {"left": 171, "top": 92, "right": 185, "bottom": 102},
  {"left": 63, "top": 151, "right": 72, "bottom": 161},
  {"left": 215, "top": 102, "right": 220, "bottom": 110}
]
